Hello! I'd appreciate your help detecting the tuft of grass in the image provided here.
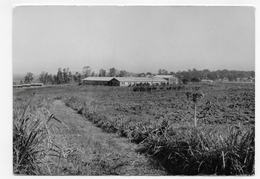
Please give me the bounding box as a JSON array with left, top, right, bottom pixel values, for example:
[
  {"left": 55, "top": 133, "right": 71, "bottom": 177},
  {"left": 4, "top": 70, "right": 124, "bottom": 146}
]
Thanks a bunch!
[
  {"left": 13, "top": 96, "right": 66, "bottom": 175},
  {"left": 139, "top": 124, "right": 254, "bottom": 175}
]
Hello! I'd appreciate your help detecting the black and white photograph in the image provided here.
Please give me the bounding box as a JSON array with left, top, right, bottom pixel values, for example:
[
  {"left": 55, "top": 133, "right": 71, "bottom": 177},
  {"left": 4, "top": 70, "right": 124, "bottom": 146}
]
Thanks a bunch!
[{"left": 6, "top": 0, "right": 257, "bottom": 176}]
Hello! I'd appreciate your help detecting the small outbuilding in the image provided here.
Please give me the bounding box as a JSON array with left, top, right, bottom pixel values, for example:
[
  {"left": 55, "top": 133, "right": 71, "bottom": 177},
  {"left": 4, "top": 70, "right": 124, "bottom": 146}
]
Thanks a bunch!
[
  {"left": 13, "top": 85, "right": 23, "bottom": 89},
  {"left": 31, "top": 83, "right": 43, "bottom": 87},
  {"left": 153, "top": 75, "right": 179, "bottom": 85},
  {"left": 22, "top": 84, "right": 31, "bottom": 88},
  {"left": 201, "top": 79, "right": 214, "bottom": 83}
]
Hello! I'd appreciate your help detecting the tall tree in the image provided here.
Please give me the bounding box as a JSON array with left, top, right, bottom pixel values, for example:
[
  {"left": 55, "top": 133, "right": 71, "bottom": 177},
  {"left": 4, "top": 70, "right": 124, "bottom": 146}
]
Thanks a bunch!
[
  {"left": 47, "top": 74, "right": 54, "bottom": 84},
  {"left": 68, "top": 71, "right": 72, "bottom": 83},
  {"left": 53, "top": 75, "right": 57, "bottom": 84},
  {"left": 158, "top": 69, "right": 168, "bottom": 75},
  {"left": 24, "top": 72, "right": 34, "bottom": 84},
  {"left": 63, "top": 68, "right": 68, "bottom": 83},
  {"left": 57, "top": 68, "right": 63, "bottom": 84},
  {"left": 39, "top": 71, "right": 47, "bottom": 84},
  {"left": 119, "top": 70, "right": 127, "bottom": 77},
  {"left": 45, "top": 72, "right": 49, "bottom": 83},
  {"left": 169, "top": 71, "right": 175, "bottom": 75},
  {"left": 78, "top": 73, "right": 82, "bottom": 84},
  {"left": 83, "top": 66, "right": 92, "bottom": 78},
  {"left": 99, "top": 69, "right": 106, "bottom": 77},
  {"left": 73, "top": 72, "right": 79, "bottom": 82},
  {"left": 162, "top": 69, "right": 168, "bottom": 75},
  {"left": 108, "top": 67, "right": 116, "bottom": 77}
]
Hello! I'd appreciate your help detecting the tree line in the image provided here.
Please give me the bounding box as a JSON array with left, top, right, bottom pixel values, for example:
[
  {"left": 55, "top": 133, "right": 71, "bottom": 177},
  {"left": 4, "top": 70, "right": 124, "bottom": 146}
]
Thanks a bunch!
[
  {"left": 19, "top": 66, "right": 135, "bottom": 85},
  {"left": 19, "top": 67, "right": 255, "bottom": 85},
  {"left": 173, "top": 68, "right": 255, "bottom": 83}
]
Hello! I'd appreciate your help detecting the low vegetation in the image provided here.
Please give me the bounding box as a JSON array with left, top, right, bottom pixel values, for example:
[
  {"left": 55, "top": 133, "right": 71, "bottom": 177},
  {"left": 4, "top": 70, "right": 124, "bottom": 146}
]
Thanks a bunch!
[
  {"left": 13, "top": 83, "right": 255, "bottom": 175},
  {"left": 13, "top": 95, "right": 60, "bottom": 174}
]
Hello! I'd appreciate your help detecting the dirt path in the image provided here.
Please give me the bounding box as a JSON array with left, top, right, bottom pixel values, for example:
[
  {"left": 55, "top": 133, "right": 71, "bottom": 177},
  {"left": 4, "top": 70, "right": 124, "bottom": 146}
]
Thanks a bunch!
[{"left": 50, "top": 100, "right": 167, "bottom": 175}]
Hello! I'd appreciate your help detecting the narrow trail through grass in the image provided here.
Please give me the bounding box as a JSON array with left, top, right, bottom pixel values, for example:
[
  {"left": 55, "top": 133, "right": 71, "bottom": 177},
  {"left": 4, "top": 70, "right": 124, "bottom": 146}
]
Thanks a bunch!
[{"left": 49, "top": 100, "right": 167, "bottom": 175}]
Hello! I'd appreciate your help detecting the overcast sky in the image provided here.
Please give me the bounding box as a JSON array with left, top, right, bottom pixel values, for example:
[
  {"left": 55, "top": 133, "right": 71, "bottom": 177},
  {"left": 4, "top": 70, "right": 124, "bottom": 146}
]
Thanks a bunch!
[{"left": 13, "top": 6, "right": 255, "bottom": 75}]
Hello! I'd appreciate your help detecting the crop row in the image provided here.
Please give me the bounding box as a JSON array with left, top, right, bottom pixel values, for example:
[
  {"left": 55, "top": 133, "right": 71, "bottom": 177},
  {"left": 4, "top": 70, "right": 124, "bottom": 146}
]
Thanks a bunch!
[
  {"left": 92, "top": 88, "right": 254, "bottom": 126},
  {"left": 63, "top": 89, "right": 255, "bottom": 175}
]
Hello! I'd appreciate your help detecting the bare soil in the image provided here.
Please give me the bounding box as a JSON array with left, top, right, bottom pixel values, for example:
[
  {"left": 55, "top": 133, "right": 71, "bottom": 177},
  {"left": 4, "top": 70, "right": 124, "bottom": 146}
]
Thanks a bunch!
[{"left": 49, "top": 100, "right": 167, "bottom": 175}]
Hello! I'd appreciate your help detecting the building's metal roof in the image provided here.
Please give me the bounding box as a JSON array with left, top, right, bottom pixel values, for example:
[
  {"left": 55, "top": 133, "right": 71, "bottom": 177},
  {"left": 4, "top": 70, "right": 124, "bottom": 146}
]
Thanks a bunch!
[
  {"left": 153, "top": 75, "right": 177, "bottom": 78},
  {"left": 113, "top": 77, "right": 167, "bottom": 82},
  {"left": 83, "top": 77, "right": 114, "bottom": 81},
  {"left": 31, "top": 83, "right": 43, "bottom": 86},
  {"left": 83, "top": 77, "right": 167, "bottom": 82},
  {"left": 13, "top": 85, "right": 23, "bottom": 87},
  {"left": 201, "top": 79, "right": 213, "bottom": 82}
]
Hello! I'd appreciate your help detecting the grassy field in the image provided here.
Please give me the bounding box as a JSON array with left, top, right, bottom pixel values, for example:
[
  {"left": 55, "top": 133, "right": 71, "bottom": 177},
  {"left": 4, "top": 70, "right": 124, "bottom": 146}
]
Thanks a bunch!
[{"left": 13, "top": 82, "right": 255, "bottom": 175}]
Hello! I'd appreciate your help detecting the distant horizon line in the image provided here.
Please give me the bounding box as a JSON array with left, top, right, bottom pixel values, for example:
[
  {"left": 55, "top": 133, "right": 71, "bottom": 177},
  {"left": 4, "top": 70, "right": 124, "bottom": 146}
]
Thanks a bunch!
[{"left": 13, "top": 68, "right": 255, "bottom": 77}]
